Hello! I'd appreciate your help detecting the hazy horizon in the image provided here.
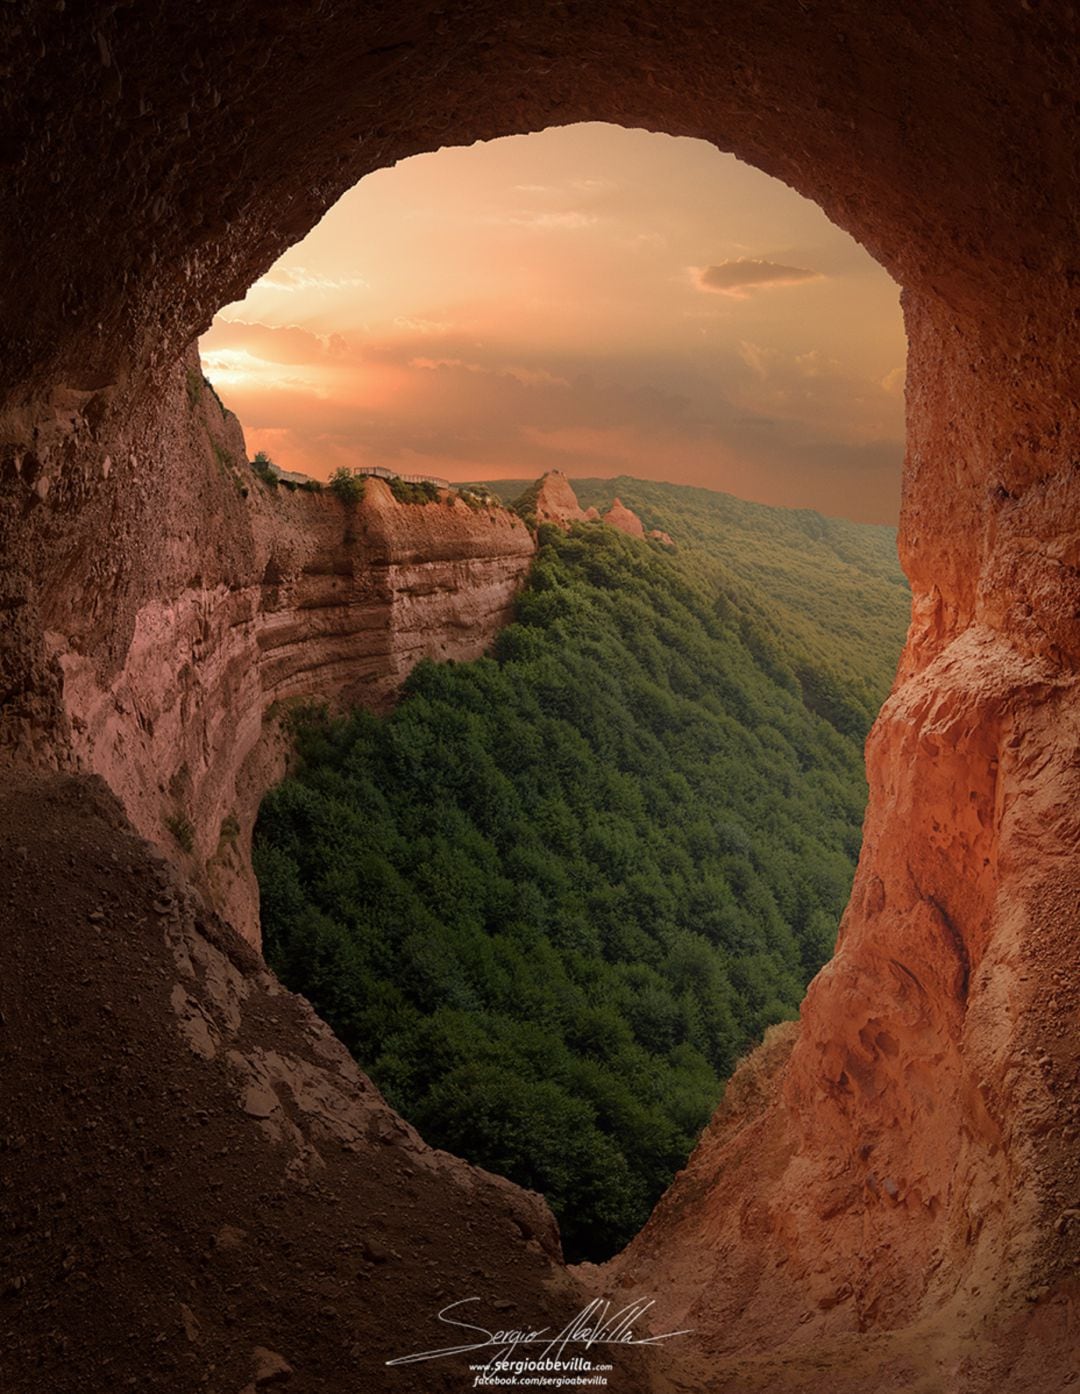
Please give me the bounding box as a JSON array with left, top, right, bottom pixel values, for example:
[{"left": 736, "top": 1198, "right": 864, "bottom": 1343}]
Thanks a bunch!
[
  {"left": 467, "top": 469, "right": 901, "bottom": 531},
  {"left": 203, "top": 123, "right": 906, "bottom": 525}
]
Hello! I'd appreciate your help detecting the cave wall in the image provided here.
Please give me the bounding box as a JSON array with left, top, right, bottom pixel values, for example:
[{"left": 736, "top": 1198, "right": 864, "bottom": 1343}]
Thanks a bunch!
[{"left": 2, "top": 2, "right": 1080, "bottom": 1389}]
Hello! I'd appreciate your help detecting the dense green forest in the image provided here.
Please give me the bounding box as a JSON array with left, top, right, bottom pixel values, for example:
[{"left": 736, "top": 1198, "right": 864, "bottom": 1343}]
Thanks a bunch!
[
  {"left": 482, "top": 475, "right": 909, "bottom": 737},
  {"left": 255, "top": 480, "right": 909, "bottom": 1261}
]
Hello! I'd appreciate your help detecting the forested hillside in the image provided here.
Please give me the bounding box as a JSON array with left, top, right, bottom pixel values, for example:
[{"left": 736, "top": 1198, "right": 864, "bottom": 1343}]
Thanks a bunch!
[
  {"left": 484, "top": 475, "right": 909, "bottom": 737},
  {"left": 255, "top": 487, "right": 909, "bottom": 1261}
]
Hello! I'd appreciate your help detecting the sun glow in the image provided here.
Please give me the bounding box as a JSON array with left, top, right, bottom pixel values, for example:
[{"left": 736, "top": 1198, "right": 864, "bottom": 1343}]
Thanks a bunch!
[{"left": 202, "top": 123, "right": 905, "bottom": 522}]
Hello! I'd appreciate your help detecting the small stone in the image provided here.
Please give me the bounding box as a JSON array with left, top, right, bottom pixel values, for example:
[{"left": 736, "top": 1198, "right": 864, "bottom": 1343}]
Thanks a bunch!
[
  {"left": 87, "top": 909, "right": 105, "bottom": 924},
  {"left": 179, "top": 1303, "right": 199, "bottom": 1343},
  {"left": 152, "top": 898, "right": 174, "bottom": 916},
  {"left": 241, "top": 1084, "right": 278, "bottom": 1119},
  {"left": 252, "top": 1346, "right": 292, "bottom": 1384}
]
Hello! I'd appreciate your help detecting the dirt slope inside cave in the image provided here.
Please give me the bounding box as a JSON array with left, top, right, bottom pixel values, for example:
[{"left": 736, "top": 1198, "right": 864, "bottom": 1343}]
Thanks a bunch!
[{"left": 0, "top": 773, "right": 630, "bottom": 1394}]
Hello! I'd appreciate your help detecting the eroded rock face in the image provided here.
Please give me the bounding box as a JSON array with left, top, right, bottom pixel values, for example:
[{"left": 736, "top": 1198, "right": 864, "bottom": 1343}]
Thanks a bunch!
[
  {"left": 530, "top": 469, "right": 601, "bottom": 527},
  {"left": 601, "top": 497, "right": 646, "bottom": 539},
  {"left": 2, "top": 4, "right": 1080, "bottom": 1391},
  {"left": 13, "top": 346, "right": 533, "bottom": 944},
  {"left": 601, "top": 310, "right": 1080, "bottom": 1388}
]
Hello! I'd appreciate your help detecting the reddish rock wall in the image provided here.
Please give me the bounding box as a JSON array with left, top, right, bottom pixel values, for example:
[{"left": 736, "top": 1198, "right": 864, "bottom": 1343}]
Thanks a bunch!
[
  {"left": 16, "top": 345, "right": 533, "bottom": 943},
  {"left": 599, "top": 300, "right": 1080, "bottom": 1388}
]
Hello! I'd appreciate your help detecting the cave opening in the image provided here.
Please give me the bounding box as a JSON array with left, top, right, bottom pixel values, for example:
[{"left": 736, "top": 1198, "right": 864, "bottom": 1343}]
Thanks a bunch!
[
  {"left": 218, "top": 123, "right": 909, "bottom": 1261},
  {"left": 4, "top": 7, "right": 1076, "bottom": 1385}
]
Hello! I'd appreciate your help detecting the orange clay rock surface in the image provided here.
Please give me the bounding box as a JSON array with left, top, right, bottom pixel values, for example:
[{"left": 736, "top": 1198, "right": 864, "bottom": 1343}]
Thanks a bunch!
[
  {"left": 2, "top": 4, "right": 1080, "bottom": 1392},
  {"left": 602, "top": 497, "right": 646, "bottom": 539},
  {"left": 527, "top": 469, "right": 601, "bottom": 526}
]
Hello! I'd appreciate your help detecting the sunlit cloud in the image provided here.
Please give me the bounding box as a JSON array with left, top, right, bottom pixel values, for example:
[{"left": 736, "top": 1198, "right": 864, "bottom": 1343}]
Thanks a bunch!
[
  {"left": 203, "top": 319, "right": 347, "bottom": 364},
  {"left": 692, "top": 258, "right": 822, "bottom": 297},
  {"left": 496, "top": 210, "right": 600, "bottom": 231},
  {"left": 408, "top": 357, "right": 570, "bottom": 389},
  {"left": 198, "top": 346, "right": 332, "bottom": 397},
  {"left": 394, "top": 315, "right": 455, "bottom": 335},
  {"left": 251, "top": 265, "right": 369, "bottom": 294}
]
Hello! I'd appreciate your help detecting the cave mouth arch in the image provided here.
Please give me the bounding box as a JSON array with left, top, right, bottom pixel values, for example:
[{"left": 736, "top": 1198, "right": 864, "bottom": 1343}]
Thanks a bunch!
[
  {"left": 2, "top": 6, "right": 1076, "bottom": 1385},
  {"left": 5, "top": 4, "right": 1051, "bottom": 648},
  {"left": 4, "top": 5, "right": 1050, "bottom": 623},
  {"left": 232, "top": 120, "right": 909, "bottom": 1265}
]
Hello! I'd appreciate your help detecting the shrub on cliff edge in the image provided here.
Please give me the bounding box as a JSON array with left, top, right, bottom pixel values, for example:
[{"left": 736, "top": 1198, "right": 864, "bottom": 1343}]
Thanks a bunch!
[{"left": 329, "top": 468, "right": 365, "bottom": 505}]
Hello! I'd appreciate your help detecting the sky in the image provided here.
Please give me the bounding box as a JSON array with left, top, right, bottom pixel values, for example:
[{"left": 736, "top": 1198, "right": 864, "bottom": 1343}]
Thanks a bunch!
[{"left": 202, "top": 123, "right": 906, "bottom": 523}]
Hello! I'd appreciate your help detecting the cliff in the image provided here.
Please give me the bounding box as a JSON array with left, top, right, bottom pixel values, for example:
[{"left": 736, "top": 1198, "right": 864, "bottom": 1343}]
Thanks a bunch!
[{"left": 22, "top": 348, "right": 535, "bottom": 944}]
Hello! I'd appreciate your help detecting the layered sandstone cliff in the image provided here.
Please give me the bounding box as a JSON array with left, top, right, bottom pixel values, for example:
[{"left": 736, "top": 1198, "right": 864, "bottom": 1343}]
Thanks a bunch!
[{"left": 23, "top": 347, "right": 534, "bottom": 943}]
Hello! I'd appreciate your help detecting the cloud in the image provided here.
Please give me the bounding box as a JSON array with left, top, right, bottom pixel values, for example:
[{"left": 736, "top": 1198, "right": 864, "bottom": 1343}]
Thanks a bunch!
[
  {"left": 202, "top": 319, "right": 347, "bottom": 365},
  {"left": 198, "top": 347, "right": 334, "bottom": 398},
  {"left": 733, "top": 340, "right": 904, "bottom": 443},
  {"left": 492, "top": 209, "right": 599, "bottom": 231},
  {"left": 251, "top": 265, "right": 369, "bottom": 294},
  {"left": 571, "top": 176, "right": 618, "bottom": 193},
  {"left": 692, "top": 259, "right": 822, "bottom": 297},
  {"left": 394, "top": 315, "right": 454, "bottom": 335},
  {"left": 407, "top": 356, "right": 570, "bottom": 388}
]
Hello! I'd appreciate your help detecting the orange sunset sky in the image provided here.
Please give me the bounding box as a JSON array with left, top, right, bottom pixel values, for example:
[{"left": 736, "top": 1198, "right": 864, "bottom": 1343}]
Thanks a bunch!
[{"left": 202, "top": 123, "right": 906, "bottom": 524}]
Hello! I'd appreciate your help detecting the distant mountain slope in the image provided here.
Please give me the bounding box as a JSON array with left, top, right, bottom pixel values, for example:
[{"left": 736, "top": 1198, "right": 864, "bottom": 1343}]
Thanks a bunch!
[
  {"left": 256, "top": 489, "right": 910, "bottom": 1262},
  {"left": 475, "top": 475, "right": 909, "bottom": 734}
]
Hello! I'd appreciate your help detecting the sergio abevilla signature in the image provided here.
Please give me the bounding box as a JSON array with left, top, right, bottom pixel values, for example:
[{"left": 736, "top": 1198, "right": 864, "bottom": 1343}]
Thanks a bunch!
[{"left": 387, "top": 1294, "right": 690, "bottom": 1384}]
